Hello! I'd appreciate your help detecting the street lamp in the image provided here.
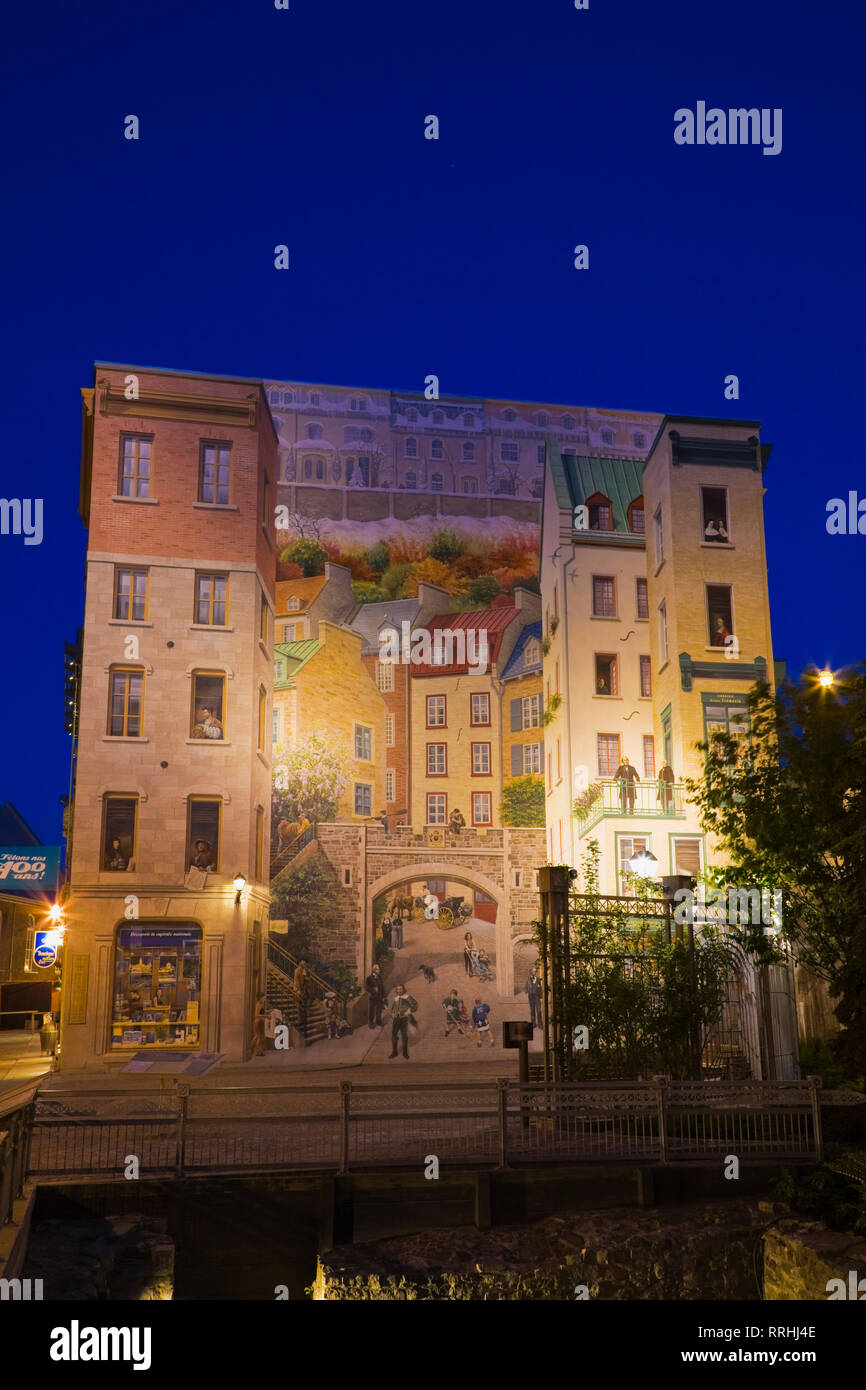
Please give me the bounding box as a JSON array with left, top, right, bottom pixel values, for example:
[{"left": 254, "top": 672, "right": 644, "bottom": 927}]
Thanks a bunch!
[
  {"left": 233, "top": 872, "right": 246, "bottom": 905},
  {"left": 628, "top": 848, "right": 659, "bottom": 879},
  {"left": 818, "top": 669, "right": 834, "bottom": 689}
]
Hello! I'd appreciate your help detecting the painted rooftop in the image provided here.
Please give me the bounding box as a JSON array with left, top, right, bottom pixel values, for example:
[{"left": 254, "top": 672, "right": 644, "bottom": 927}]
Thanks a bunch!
[
  {"left": 547, "top": 438, "right": 645, "bottom": 536},
  {"left": 273, "top": 638, "right": 320, "bottom": 685},
  {"left": 501, "top": 621, "right": 543, "bottom": 681},
  {"left": 275, "top": 575, "right": 328, "bottom": 616},
  {"left": 410, "top": 605, "right": 519, "bottom": 677}
]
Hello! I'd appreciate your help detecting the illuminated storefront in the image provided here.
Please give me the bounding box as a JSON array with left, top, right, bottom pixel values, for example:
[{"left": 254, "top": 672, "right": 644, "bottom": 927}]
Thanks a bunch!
[{"left": 111, "top": 924, "right": 202, "bottom": 1049}]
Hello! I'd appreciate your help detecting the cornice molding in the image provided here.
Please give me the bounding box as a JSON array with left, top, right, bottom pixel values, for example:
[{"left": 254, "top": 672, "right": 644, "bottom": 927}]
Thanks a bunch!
[
  {"left": 679, "top": 652, "right": 767, "bottom": 692},
  {"left": 97, "top": 379, "right": 259, "bottom": 429}
]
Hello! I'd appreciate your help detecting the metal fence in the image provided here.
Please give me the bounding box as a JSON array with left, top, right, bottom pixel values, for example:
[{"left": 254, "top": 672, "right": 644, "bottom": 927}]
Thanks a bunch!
[
  {"left": 0, "top": 1084, "right": 38, "bottom": 1229},
  {"left": 23, "top": 1077, "right": 823, "bottom": 1181}
]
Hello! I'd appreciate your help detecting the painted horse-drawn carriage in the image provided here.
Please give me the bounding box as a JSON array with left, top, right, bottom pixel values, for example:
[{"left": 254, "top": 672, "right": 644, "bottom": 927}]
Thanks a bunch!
[{"left": 388, "top": 892, "right": 473, "bottom": 930}]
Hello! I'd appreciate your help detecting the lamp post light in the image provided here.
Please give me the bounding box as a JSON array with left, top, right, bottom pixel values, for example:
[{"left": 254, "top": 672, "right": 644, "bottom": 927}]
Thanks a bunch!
[
  {"left": 818, "top": 669, "right": 834, "bottom": 689},
  {"left": 627, "top": 848, "right": 659, "bottom": 881}
]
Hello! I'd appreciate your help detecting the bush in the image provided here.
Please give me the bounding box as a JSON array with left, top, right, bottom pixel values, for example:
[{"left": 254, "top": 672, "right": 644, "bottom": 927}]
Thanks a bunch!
[
  {"left": 429, "top": 528, "right": 466, "bottom": 562},
  {"left": 281, "top": 538, "right": 328, "bottom": 576},
  {"left": 364, "top": 541, "right": 390, "bottom": 574},
  {"left": 466, "top": 574, "right": 500, "bottom": 606},
  {"left": 500, "top": 775, "right": 545, "bottom": 827}
]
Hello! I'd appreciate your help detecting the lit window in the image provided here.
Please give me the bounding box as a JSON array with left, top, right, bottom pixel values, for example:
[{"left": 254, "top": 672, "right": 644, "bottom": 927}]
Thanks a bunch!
[{"left": 111, "top": 923, "right": 202, "bottom": 1049}]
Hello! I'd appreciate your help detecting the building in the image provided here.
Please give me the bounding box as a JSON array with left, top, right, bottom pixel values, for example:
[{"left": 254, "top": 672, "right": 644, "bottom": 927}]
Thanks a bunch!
[
  {"left": 273, "top": 622, "right": 388, "bottom": 824},
  {"left": 500, "top": 621, "right": 545, "bottom": 787},
  {"left": 273, "top": 562, "right": 355, "bottom": 644},
  {"left": 0, "top": 803, "right": 60, "bottom": 1029},
  {"left": 540, "top": 421, "right": 779, "bottom": 894},
  {"left": 61, "top": 365, "right": 277, "bottom": 1070}
]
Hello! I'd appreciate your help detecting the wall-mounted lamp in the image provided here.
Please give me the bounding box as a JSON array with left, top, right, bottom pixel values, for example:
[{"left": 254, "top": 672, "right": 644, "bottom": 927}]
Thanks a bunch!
[{"left": 233, "top": 872, "right": 246, "bottom": 905}]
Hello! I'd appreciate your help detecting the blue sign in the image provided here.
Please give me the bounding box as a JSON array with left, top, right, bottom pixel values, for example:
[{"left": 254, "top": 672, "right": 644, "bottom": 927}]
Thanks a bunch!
[
  {"left": 33, "top": 932, "right": 58, "bottom": 968},
  {"left": 0, "top": 848, "right": 61, "bottom": 892}
]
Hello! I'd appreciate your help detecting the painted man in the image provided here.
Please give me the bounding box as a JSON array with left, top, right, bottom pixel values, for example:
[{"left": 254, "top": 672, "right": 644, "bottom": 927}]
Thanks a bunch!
[
  {"left": 614, "top": 755, "right": 640, "bottom": 813},
  {"left": 389, "top": 983, "right": 419, "bottom": 1059},
  {"left": 365, "top": 962, "right": 386, "bottom": 1028},
  {"left": 442, "top": 988, "right": 467, "bottom": 1037}
]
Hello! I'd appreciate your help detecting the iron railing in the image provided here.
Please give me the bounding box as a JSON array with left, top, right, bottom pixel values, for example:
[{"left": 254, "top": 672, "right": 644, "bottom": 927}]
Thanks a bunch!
[
  {"left": 575, "top": 779, "right": 687, "bottom": 834},
  {"left": 25, "top": 1077, "right": 822, "bottom": 1180},
  {"left": 0, "top": 1084, "right": 38, "bottom": 1230}
]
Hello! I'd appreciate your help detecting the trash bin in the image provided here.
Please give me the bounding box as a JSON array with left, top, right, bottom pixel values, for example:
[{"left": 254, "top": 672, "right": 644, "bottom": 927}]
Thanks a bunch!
[{"left": 39, "top": 1022, "right": 58, "bottom": 1056}]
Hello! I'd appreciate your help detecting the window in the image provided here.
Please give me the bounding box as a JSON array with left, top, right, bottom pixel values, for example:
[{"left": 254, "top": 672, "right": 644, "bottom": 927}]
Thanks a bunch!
[
  {"left": 315, "top": 459, "right": 324, "bottom": 480},
  {"left": 636, "top": 578, "right": 648, "bottom": 620},
  {"left": 497, "top": 477, "right": 515, "bottom": 495},
  {"left": 187, "top": 798, "right": 221, "bottom": 871},
  {"left": 111, "top": 923, "right": 202, "bottom": 1050},
  {"left": 707, "top": 584, "right": 734, "bottom": 648},
  {"left": 537, "top": 445, "right": 545, "bottom": 465},
  {"left": 501, "top": 441, "right": 518, "bottom": 462},
  {"left": 406, "top": 408, "right": 418, "bottom": 422},
  {"left": 114, "top": 567, "right": 148, "bottom": 622},
  {"left": 354, "top": 783, "right": 372, "bottom": 816},
  {"left": 472, "top": 742, "right": 491, "bottom": 775},
  {"left": 672, "top": 837, "right": 703, "bottom": 878},
  {"left": 601, "top": 428, "right": 614, "bottom": 445},
  {"left": 427, "top": 743, "right": 447, "bottom": 775},
  {"left": 405, "top": 437, "right": 417, "bottom": 457},
  {"left": 701, "top": 486, "right": 730, "bottom": 543},
  {"left": 704, "top": 701, "right": 750, "bottom": 757},
  {"left": 524, "top": 637, "right": 541, "bottom": 666},
  {"left": 654, "top": 506, "right": 664, "bottom": 564},
  {"left": 332, "top": 460, "right": 341, "bottom": 482},
  {"left": 463, "top": 413, "right": 473, "bottom": 426},
  {"left": 103, "top": 795, "right": 138, "bottom": 871},
  {"left": 432, "top": 410, "right": 444, "bottom": 424},
  {"left": 592, "top": 576, "right": 616, "bottom": 618},
  {"left": 426, "top": 793, "right": 447, "bottom": 825},
  {"left": 199, "top": 443, "right": 230, "bottom": 505},
  {"left": 634, "top": 432, "right": 646, "bottom": 449},
  {"left": 471, "top": 692, "right": 490, "bottom": 725},
  {"left": 517, "top": 742, "right": 537, "bottom": 776},
  {"left": 376, "top": 661, "right": 394, "bottom": 692},
  {"left": 595, "top": 654, "right": 618, "bottom": 696},
  {"left": 472, "top": 792, "right": 492, "bottom": 825},
  {"left": 643, "top": 735, "right": 655, "bottom": 778},
  {"left": 354, "top": 724, "right": 372, "bottom": 760},
  {"left": 404, "top": 471, "right": 417, "bottom": 489},
  {"left": 309, "top": 392, "right": 320, "bottom": 406},
  {"left": 255, "top": 807, "right": 264, "bottom": 881},
  {"left": 272, "top": 708, "right": 281, "bottom": 744},
  {"left": 619, "top": 836, "right": 649, "bottom": 895},
  {"left": 191, "top": 673, "right": 225, "bottom": 740},
  {"left": 462, "top": 477, "right": 478, "bottom": 494},
  {"left": 503, "top": 408, "right": 516, "bottom": 422},
  {"left": 118, "top": 435, "right": 152, "bottom": 499},
  {"left": 432, "top": 439, "right": 444, "bottom": 459},
  {"left": 307, "top": 423, "right": 323, "bottom": 440},
  {"left": 288, "top": 597, "right": 301, "bottom": 612},
  {"left": 627, "top": 496, "right": 645, "bottom": 534},
  {"left": 535, "top": 411, "right": 549, "bottom": 426},
  {"left": 547, "top": 752, "right": 553, "bottom": 790},
  {"left": 385, "top": 770, "right": 395, "bottom": 802},
  {"left": 303, "top": 459, "right": 313, "bottom": 479},
  {"left": 659, "top": 600, "right": 669, "bottom": 661},
  {"left": 282, "top": 623, "right": 296, "bottom": 642},
  {"left": 431, "top": 473, "right": 443, "bottom": 491},
  {"left": 511, "top": 693, "right": 540, "bottom": 729},
  {"left": 282, "top": 390, "right": 293, "bottom": 404},
  {"left": 597, "top": 734, "right": 621, "bottom": 777},
  {"left": 108, "top": 668, "right": 144, "bottom": 737},
  {"left": 195, "top": 574, "right": 228, "bottom": 626},
  {"left": 427, "top": 695, "right": 446, "bottom": 727},
  {"left": 258, "top": 686, "right": 267, "bottom": 752},
  {"left": 260, "top": 591, "right": 268, "bottom": 643},
  {"left": 385, "top": 713, "right": 395, "bottom": 746},
  {"left": 662, "top": 708, "right": 672, "bottom": 767},
  {"left": 587, "top": 492, "right": 613, "bottom": 531},
  {"left": 640, "top": 655, "right": 652, "bottom": 698},
  {"left": 463, "top": 441, "right": 475, "bottom": 461},
  {"left": 556, "top": 736, "right": 561, "bottom": 781}
]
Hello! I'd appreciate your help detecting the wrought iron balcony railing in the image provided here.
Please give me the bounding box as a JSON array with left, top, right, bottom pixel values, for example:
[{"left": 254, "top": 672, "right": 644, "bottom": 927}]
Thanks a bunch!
[{"left": 574, "top": 779, "right": 687, "bottom": 834}]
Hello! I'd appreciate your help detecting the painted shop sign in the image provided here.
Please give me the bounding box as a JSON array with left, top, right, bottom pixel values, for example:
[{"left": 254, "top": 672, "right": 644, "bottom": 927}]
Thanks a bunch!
[{"left": 0, "top": 847, "right": 60, "bottom": 891}]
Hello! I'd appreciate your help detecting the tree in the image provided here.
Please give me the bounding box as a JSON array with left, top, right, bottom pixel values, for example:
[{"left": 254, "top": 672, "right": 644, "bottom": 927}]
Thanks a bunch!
[
  {"left": 466, "top": 574, "right": 500, "bottom": 606},
  {"left": 500, "top": 774, "right": 545, "bottom": 826},
  {"left": 272, "top": 731, "right": 350, "bottom": 829},
  {"left": 685, "top": 667, "right": 866, "bottom": 1071},
  {"left": 429, "top": 528, "right": 466, "bottom": 562},
  {"left": 364, "top": 541, "right": 390, "bottom": 574},
  {"left": 280, "top": 538, "right": 328, "bottom": 576},
  {"left": 270, "top": 856, "right": 339, "bottom": 951}
]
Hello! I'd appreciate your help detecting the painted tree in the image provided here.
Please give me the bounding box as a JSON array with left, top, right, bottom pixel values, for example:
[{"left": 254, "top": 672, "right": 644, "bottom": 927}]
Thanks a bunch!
[
  {"left": 500, "top": 774, "right": 545, "bottom": 827},
  {"left": 272, "top": 730, "right": 350, "bottom": 829}
]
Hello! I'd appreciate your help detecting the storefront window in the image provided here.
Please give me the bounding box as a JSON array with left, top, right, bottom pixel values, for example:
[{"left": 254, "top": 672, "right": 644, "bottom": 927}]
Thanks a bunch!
[{"left": 111, "top": 924, "right": 202, "bottom": 1049}]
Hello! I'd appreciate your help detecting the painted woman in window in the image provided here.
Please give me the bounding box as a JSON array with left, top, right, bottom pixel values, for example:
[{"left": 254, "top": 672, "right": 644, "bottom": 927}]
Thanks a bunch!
[
  {"left": 106, "top": 837, "right": 128, "bottom": 871},
  {"left": 192, "top": 704, "right": 223, "bottom": 739},
  {"left": 191, "top": 838, "right": 215, "bottom": 871}
]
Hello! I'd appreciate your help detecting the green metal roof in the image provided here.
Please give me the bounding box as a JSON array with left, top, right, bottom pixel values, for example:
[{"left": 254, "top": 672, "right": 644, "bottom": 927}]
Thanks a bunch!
[
  {"left": 546, "top": 438, "right": 645, "bottom": 535},
  {"left": 273, "top": 638, "right": 320, "bottom": 686}
]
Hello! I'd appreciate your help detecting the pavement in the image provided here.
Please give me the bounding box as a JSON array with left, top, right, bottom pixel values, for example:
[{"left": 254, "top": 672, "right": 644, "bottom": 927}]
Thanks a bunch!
[{"left": 0, "top": 1030, "right": 54, "bottom": 1093}]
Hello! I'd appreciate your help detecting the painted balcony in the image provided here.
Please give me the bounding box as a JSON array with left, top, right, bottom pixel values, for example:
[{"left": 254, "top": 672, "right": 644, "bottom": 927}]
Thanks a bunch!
[{"left": 575, "top": 780, "right": 688, "bottom": 836}]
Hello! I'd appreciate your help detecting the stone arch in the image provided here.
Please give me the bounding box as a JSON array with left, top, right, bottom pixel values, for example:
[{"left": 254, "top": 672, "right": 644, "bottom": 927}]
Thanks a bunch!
[{"left": 365, "top": 860, "right": 511, "bottom": 989}]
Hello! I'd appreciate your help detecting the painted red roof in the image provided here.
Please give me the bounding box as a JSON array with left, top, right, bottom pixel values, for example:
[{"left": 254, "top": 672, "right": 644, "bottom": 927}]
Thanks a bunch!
[{"left": 410, "top": 606, "right": 519, "bottom": 677}]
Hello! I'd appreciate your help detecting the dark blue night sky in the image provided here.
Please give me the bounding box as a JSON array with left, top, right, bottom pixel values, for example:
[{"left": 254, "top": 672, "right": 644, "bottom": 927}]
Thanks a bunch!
[{"left": 1, "top": 0, "right": 863, "bottom": 844}]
